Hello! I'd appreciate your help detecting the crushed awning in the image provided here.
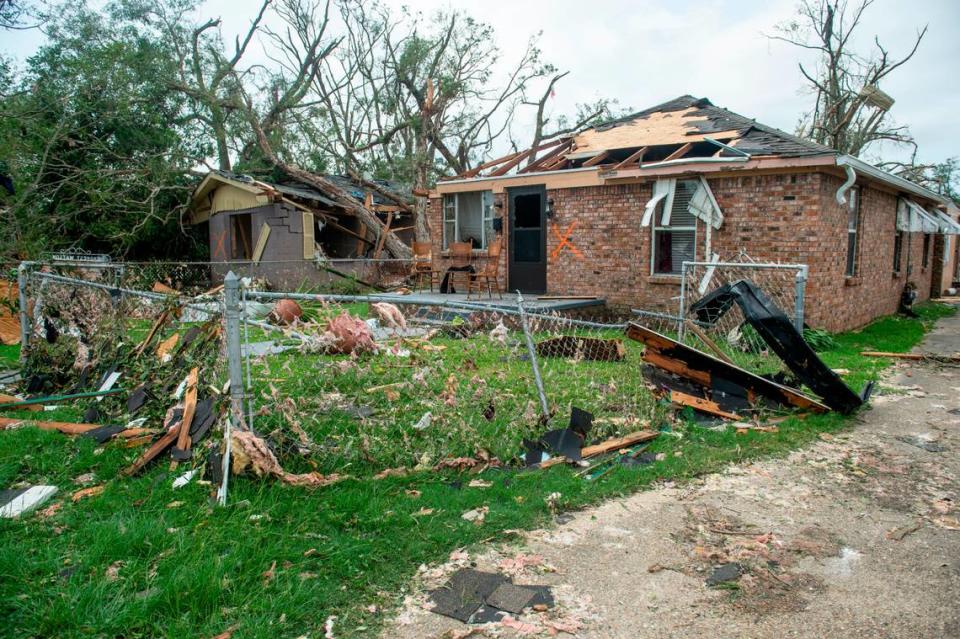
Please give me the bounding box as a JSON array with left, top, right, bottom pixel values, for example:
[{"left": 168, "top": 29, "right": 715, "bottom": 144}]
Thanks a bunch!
[
  {"left": 929, "top": 208, "right": 960, "bottom": 235},
  {"left": 898, "top": 199, "right": 941, "bottom": 233}
]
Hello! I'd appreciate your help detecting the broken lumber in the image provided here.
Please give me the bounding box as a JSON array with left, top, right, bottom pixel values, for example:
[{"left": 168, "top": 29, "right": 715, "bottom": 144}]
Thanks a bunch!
[
  {"left": 626, "top": 323, "right": 829, "bottom": 413},
  {"left": 540, "top": 429, "right": 659, "bottom": 469},
  {"left": 0, "top": 417, "right": 152, "bottom": 439},
  {"left": 122, "top": 420, "right": 182, "bottom": 476},
  {"left": 173, "top": 367, "right": 199, "bottom": 458},
  {"left": 0, "top": 393, "right": 40, "bottom": 412},
  {"left": 535, "top": 336, "right": 625, "bottom": 362},
  {"left": 684, "top": 320, "right": 735, "bottom": 365},
  {"left": 135, "top": 310, "right": 172, "bottom": 356},
  {"left": 669, "top": 390, "right": 742, "bottom": 420},
  {"left": 860, "top": 351, "right": 960, "bottom": 363}
]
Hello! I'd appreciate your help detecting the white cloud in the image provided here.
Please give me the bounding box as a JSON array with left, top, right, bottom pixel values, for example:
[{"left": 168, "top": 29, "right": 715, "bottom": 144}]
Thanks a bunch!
[{"left": 3, "top": 0, "right": 957, "bottom": 163}]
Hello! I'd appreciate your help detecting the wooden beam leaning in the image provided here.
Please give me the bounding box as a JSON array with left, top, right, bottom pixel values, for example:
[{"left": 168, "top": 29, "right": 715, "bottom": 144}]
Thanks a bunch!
[
  {"left": 664, "top": 142, "right": 693, "bottom": 162},
  {"left": 519, "top": 139, "right": 574, "bottom": 174},
  {"left": 582, "top": 151, "right": 611, "bottom": 167},
  {"left": 613, "top": 146, "right": 648, "bottom": 170}
]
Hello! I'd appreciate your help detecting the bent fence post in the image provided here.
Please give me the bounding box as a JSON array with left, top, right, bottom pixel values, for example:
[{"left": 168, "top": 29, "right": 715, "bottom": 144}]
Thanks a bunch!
[
  {"left": 517, "top": 291, "right": 550, "bottom": 422},
  {"left": 219, "top": 271, "right": 244, "bottom": 506},
  {"left": 794, "top": 266, "right": 808, "bottom": 332},
  {"left": 17, "top": 263, "right": 30, "bottom": 362}
]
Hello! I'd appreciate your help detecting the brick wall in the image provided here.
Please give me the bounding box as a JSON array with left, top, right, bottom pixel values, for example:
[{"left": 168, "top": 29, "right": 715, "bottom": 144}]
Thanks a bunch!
[{"left": 430, "top": 170, "right": 934, "bottom": 331}]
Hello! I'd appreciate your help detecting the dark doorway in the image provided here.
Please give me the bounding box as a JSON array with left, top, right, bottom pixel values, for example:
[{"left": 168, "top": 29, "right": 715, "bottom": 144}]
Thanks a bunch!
[
  {"left": 508, "top": 185, "right": 546, "bottom": 293},
  {"left": 231, "top": 213, "right": 253, "bottom": 260}
]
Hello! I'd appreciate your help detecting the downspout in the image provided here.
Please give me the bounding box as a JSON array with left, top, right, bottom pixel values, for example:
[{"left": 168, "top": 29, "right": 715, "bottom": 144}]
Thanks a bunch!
[{"left": 836, "top": 164, "right": 857, "bottom": 205}]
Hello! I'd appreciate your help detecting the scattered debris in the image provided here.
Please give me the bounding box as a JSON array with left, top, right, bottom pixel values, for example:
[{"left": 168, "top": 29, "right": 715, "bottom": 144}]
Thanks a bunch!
[
  {"left": 896, "top": 434, "right": 945, "bottom": 452},
  {"left": 689, "top": 280, "right": 870, "bottom": 413},
  {"left": 0, "top": 485, "right": 58, "bottom": 518},
  {"left": 269, "top": 299, "right": 303, "bottom": 325},
  {"left": 230, "top": 429, "right": 345, "bottom": 487},
  {"left": 427, "top": 567, "right": 553, "bottom": 624},
  {"left": 71, "top": 485, "right": 105, "bottom": 502},
  {"left": 369, "top": 302, "right": 407, "bottom": 330},
  {"left": 886, "top": 519, "right": 923, "bottom": 541},
  {"left": 412, "top": 412, "right": 432, "bottom": 431},
  {"left": 535, "top": 335, "right": 626, "bottom": 362},
  {"left": 706, "top": 562, "right": 744, "bottom": 586},
  {"left": 461, "top": 506, "right": 488, "bottom": 525},
  {"left": 324, "top": 312, "right": 376, "bottom": 354}
]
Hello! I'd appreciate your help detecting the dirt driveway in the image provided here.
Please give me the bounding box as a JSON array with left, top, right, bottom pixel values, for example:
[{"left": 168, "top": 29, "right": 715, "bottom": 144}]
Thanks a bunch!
[{"left": 384, "top": 313, "right": 960, "bottom": 639}]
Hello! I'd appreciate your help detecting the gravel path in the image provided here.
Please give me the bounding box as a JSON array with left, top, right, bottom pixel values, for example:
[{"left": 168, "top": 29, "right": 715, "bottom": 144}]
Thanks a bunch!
[{"left": 384, "top": 313, "right": 960, "bottom": 639}]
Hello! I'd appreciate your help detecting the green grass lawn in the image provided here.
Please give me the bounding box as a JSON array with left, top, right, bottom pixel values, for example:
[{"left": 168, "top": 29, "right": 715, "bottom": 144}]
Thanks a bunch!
[{"left": 0, "top": 302, "right": 953, "bottom": 638}]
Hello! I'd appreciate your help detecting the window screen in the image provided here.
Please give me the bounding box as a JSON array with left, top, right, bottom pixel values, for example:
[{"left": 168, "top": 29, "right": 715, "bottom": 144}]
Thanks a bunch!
[
  {"left": 893, "top": 230, "right": 904, "bottom": 273},
  {"left": 653, "top": 180, "right": 697, "bottom": 274},
  {"left": 845, "top": 187, "right": 860, "bottom": 276},
  {"left": 923, "top": 233, "right": 931, "bottom": 268}
]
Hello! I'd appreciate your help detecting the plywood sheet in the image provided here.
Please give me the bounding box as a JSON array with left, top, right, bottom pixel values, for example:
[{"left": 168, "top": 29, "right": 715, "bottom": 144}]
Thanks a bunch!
[
  {"left": 302, "top": 211, "right": 315, "bottom": 259},
  {"left": 571, "top": 108, "right": 741, "bottom": 154}
]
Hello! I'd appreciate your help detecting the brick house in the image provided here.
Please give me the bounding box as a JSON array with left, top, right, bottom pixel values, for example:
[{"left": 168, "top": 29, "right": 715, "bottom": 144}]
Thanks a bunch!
[{"left": 429, "top": 96, "right": 958, "bottom": 331}]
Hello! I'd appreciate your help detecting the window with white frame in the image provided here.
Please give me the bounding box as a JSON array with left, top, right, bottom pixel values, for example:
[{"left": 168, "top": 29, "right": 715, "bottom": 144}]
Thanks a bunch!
[
  {"left": 652, "top": 179, "right": 698, "bottom": 274},
  {"left": 442, "top": 191, "right": 495, "bottom": 250},
  {"left": 845, "top": 187, "right": 860, "bottom": 277}
]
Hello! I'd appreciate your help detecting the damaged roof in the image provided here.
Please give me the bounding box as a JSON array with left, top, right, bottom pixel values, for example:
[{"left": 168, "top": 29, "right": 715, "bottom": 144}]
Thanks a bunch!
[{"left": 578, "top": 95, "right": 835, "bottom": 159}]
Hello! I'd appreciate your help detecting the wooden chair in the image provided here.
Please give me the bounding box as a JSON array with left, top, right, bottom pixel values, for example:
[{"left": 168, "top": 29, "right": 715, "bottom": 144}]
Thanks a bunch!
[
  {"left": 410, "top": 241, "right": 441, "bottom": 292},
  {"left": 446, "top": 241, "right": 474, "bottom": 294},
  {"left": 467, "top": 237, "right": 503, "bottom": 299}
]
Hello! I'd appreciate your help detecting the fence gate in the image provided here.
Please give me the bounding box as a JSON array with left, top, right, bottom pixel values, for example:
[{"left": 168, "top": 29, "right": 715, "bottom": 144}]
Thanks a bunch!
[{"left": 675, "top": 258, "right": 808, "bottom": 370}]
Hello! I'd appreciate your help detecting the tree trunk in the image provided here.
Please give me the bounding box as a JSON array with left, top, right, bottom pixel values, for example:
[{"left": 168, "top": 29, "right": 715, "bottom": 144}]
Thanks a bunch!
[{"left": 412, "top": 123, "right": 431, "bottom": 242}]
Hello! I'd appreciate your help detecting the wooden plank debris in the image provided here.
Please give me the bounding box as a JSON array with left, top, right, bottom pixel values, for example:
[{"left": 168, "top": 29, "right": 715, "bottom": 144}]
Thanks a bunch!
[
  {"left": 0, "top": 485, "right": 58, "bottom": 518},
  {"left": 627, "top": 323, "right": 829, "bottom": 413},
  {"left": 860, "top": 351, "right": 960, "bottom": 362},
  {"left": 669, "top": 390, "right": 742, "bottom": 420},
  {"left": 540, "top": 429, "right": 659, "bottom": 469},
  {"left": 173, "top": 367, "right": 199, "bottom": 461}
]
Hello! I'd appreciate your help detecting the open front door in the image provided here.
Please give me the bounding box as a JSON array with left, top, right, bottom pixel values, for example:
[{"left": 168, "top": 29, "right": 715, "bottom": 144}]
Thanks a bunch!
[{"left": 508, "top": 185, "right": 546, "bottom": 293}]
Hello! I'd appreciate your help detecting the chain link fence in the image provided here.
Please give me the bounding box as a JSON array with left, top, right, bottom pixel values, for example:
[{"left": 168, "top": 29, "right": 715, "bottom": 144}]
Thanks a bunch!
[
  {"left": 675, "top": 258, "right": 808, "bottom": 373},
  {"left": 10, "top": 254, "right": 809, "bottom": 503}
]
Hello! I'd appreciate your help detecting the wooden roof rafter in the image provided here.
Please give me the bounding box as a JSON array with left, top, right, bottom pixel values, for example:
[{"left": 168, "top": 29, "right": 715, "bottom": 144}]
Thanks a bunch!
[
  {"left": 519, "top": 138, "right": 574, "bottom": 174},
  {"left": 613, "top": 146, "right": 648, "bottom": 170},
  {"left": 582, "top": 150, "right": 611, "bottom": 167},
  {"left": 488, "top": 139, "right": 565, "bottom": 177},
  {"left": 663, "top": 142, "right": 694, "bottom": 162}
]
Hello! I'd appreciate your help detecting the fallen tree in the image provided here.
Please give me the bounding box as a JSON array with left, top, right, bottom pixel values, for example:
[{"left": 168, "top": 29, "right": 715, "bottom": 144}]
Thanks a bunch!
[{"left": 245, "top": 102, "right": 413, "bottom": 260}]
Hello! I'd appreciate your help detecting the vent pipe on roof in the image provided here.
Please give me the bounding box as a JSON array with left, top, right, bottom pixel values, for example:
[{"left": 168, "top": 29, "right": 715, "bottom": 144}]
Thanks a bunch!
[{"left": 836, "top": 164, "right": 857, "bottom": 205}]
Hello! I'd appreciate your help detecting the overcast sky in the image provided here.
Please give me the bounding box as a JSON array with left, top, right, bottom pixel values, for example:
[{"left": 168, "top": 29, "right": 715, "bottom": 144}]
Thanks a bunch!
[{"left": 4, "top": 0, "right": 958, "bottom": 165}]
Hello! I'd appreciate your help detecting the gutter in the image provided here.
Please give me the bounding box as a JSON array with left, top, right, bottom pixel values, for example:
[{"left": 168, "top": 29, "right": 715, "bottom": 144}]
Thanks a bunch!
[
  {"left": 836, "top": 155, "right": 947, "bottom": 205},
  {"left": 436, "top": 166, "right": 601, "bottom": 187}
]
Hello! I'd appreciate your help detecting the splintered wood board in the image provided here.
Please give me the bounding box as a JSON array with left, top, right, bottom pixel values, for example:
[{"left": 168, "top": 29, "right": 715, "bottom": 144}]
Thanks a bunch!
[{"left": 626, "top": 323, "right": 828, "bottom": 413}]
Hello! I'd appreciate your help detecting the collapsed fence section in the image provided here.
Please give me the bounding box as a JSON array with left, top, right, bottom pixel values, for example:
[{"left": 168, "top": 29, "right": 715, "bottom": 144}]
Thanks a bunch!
[
  {"left": 232, "top": 287, "right": 671, "bottom": 476},
  {"left": 675, "top": 259, "right": 808, "bottom": 373}
]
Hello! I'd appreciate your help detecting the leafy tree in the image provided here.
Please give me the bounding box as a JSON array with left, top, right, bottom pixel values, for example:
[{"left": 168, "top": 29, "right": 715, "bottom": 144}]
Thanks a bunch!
[{"left": 0, "top": 4, "right": 206, "bottom": 258}]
